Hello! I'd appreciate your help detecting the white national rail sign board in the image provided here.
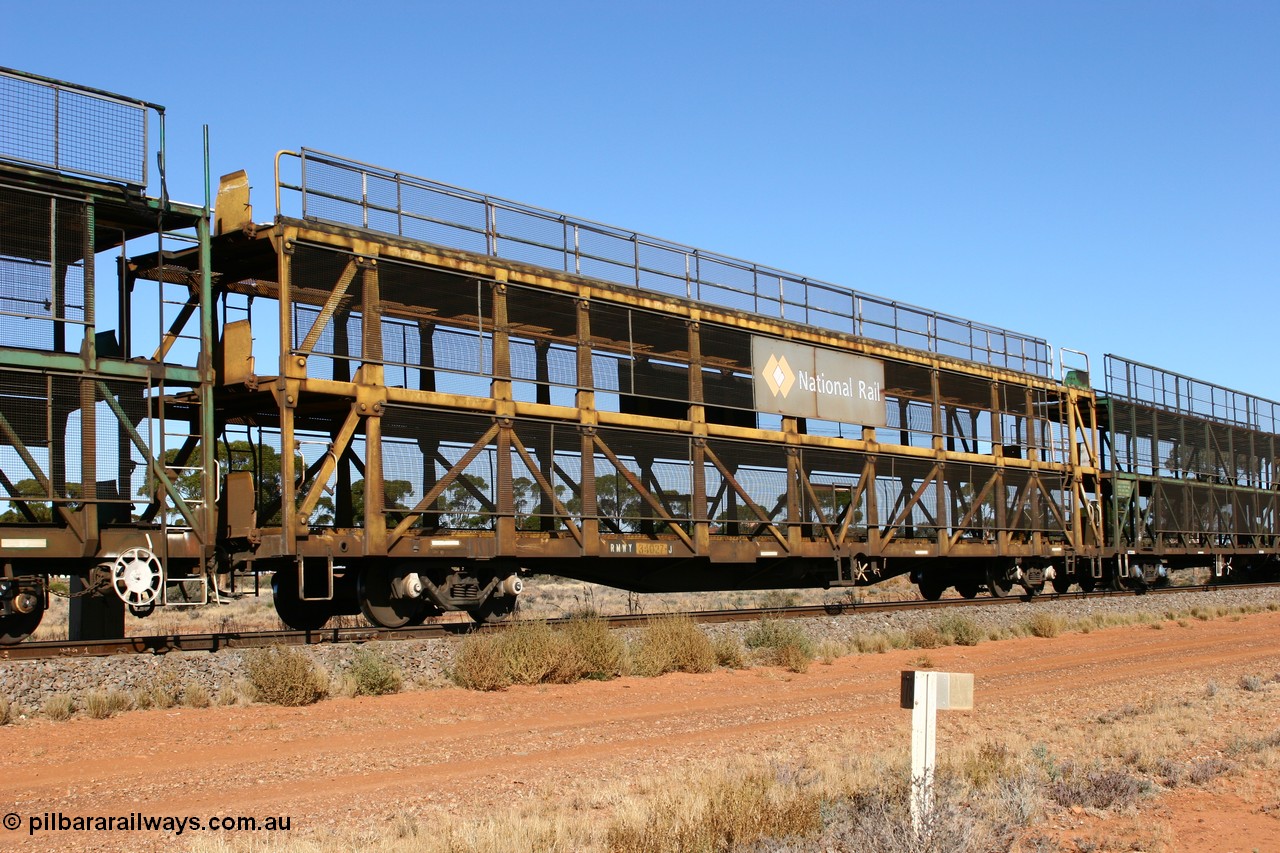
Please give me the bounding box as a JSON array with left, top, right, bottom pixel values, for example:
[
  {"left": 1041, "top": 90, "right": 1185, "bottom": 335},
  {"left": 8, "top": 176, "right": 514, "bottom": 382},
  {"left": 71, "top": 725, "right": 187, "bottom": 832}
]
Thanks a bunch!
[{"left": 751, "top": 337, "right": 887, "bottom": 426}]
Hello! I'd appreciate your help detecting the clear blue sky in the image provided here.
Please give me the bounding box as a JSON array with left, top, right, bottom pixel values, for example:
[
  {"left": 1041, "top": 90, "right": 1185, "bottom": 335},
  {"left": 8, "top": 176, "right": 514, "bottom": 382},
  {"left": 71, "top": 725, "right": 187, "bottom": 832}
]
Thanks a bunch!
[{"left": 5, "top": 1, "right": 1277, "bottom": 400}]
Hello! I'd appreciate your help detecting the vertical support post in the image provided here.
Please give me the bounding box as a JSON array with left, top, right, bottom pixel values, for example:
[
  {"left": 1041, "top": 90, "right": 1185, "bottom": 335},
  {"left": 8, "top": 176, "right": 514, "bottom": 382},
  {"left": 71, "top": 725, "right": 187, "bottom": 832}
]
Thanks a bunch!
[
  {"left": 687, "top": 319, "right": 708, "bottom": 555},
  {"left": 909, "top": 671, "right": 938, "bottom": 835},
  {"left": 901, "top": 670, "right": 973, "bottom": 840},
  {"left": 575, "top": 297, "right": 598, "bottom": 554},
  {"left": 361, "top": 255, "right": 387, "bottom": 554},
  {"left": 197, "top": 203, "right": 216, "bottom": 571},
  {"left": 277, "top": 236, "right": 296, "bottom": 550}
]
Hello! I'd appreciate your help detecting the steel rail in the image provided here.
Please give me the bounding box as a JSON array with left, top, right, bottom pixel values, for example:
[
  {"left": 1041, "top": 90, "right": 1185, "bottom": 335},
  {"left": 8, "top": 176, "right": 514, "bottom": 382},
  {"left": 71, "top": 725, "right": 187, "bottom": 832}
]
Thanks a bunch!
[{"left": 4, "top": 582, "right": 1276, "bottom": 663}]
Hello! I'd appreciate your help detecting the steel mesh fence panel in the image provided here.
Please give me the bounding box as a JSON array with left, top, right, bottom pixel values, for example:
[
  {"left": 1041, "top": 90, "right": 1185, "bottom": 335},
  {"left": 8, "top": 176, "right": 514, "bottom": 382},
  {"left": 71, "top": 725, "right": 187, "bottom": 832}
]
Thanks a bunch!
[
  {"left": 285, "top": 150, "right": 1053, "bottom": 376},
  {"left": 592, "top": 427, "right": 691, "bottom": 532},
  {"left": 0, "top": 189, "right": 89, "bottom": 350},
  {"left": 703, "top": 437, "right": 790, "bottom": 526},
  {"left": 381, "top": 407, "right": 500, "bottom": 531},
  {"left": 1, "top": 70, "right": 146, "bottom": 186}
]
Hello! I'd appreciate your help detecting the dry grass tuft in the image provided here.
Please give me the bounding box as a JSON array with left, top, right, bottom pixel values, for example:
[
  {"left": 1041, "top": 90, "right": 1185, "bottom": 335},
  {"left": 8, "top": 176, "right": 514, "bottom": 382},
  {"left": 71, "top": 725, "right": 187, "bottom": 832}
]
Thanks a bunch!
[
  {"left": 604, "top": 769, "right": 823, "bottom": 853},
  {"left": 42, "top": 694, "right": 73, "bottom": 721},
  {"left": 181, "top": 682, "right": 212, "bottom": 708},
  {"left": 631, "top": 615, "right": 716, "bottom": 677},
  {"left": 907, "top": 624, "right": 947, "bottom": 649},
  {"left": 452, "top": 618, "right": 629, "bottom": 691},
  {"left": 936, "top": 613, "right": 983, "bottom": 646},
  {"left": 560, "top": 616, "right": 629, "bottom": 681},
  {"left": 713, "top": 634, "right": 747, "bottom": 669},
  {"left": 244, "top": 646, "right": 329, "bottom": 706},
  {"left": 84, "top": 689, "right": 133, "bottom": 719},
  {"left": 1027, "top": 612, "right": 1064, "bottom": 638},
  {"left": 1047, "top": 761, "right": 1145, "bottom": 810}
]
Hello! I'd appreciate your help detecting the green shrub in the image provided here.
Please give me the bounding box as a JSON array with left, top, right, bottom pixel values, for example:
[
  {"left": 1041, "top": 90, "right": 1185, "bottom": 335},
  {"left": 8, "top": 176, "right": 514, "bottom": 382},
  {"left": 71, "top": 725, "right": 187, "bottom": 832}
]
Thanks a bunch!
[
  {"left": 560, "top": 616, "right": 629, "bottom": 680},
  {"left": 632, "top": 616, "right": 716, "bottom": 677},
  {"left": 713, "top": 634, "right": 746, "bottom": 669},
  {"left": 348, "top": 646, "right": 405, "bottom": 696},
  {"left": 244, "top": 646, "right": 329, "bottom": 706},
  {"left": 936, "top": 614, "right": 983, "bottom": 646}
]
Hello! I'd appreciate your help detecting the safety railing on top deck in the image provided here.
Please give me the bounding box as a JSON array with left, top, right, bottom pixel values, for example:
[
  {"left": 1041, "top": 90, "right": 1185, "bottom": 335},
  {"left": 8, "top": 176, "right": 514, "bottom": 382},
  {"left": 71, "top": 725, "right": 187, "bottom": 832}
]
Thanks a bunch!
[
  {"left": 0, "top": 66, "right": 157, "bottom": 190},
  {"left": 1105, "top": 354, "right": 1280, "bottom": 434},
  {"left": 276, "top": 148, "right": 1053, "bottom": 378}
]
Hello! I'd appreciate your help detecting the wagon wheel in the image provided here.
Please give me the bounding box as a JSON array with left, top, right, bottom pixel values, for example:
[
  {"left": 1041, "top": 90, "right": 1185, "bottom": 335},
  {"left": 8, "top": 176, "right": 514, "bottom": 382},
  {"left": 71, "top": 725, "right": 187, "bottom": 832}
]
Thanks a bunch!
[
  {"left": 112, "top": 548, "right": 163, "bottom": 608},
  {"left": 469, "top": 595, "right": 517, "bottom": 624},
  {"left": 917, "top": 578, "right": 947, "bottom": 601},
  {"left": 271, "top": 571, "right": 333, "bottom": 632},
  {"left": 358, "top": 565, "right": 428, "bottom": 629},
  {"left": 0, "top": 600, "right": 44, "bottom": 645},
  {"left": 986, "top": 566, "right": 1015, "bottom": 598}
]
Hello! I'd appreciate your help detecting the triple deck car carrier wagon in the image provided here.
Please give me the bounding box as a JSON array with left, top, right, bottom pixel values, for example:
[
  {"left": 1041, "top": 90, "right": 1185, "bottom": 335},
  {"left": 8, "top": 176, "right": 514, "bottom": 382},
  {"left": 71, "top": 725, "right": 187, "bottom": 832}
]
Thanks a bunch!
[{"left": 0, "top": 68, "right": 1274, "bottom": 643}]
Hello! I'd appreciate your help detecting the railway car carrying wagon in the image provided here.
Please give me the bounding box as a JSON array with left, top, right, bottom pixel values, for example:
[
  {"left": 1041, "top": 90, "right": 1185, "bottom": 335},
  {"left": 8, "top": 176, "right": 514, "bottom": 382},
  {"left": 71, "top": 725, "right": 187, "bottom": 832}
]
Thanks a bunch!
[
  {"left": 1, "top": 67, "right": 1276, "bottom": 644},
  {"left": 184, "top": 148, "right": 1106, "bottom": 630}
]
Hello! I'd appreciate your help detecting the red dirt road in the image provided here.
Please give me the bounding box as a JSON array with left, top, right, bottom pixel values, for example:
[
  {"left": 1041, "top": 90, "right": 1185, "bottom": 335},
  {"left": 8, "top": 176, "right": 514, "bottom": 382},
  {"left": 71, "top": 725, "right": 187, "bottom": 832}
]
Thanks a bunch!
[{"left": 4, "top": 612, "right": 1279, "bottom": 852}]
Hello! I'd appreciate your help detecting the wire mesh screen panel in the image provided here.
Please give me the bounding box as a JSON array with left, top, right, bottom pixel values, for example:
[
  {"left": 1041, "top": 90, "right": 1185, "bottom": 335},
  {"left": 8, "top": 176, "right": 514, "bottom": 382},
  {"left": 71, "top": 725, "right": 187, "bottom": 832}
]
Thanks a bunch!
[
  {"left": 505, "top": 283, "right": 581, "bottom": 405},
  {"left": 0, "top": 370, "right": 53, "bottom": 520},
  {"left": 1109, "top": 397, "right": 1277, "bottom": 493},
  {"left": 381, "top": 407, "right": 500, "bottom": 531},
  {"left": 289, "top": 245, "right": 366, "bottom": 380},
  {"left": 0, "top": 188, "right": 90, "bottom": 351},
  {"left": 592, "top": 426, "right": 691, "bottom": 534},
  {"left": 875, "top": 456, "right": 941, "bottom": 539},
  {"left": 797, "top": 446, "right": 869, "bottom": 539},
  {"left": 506, "top": 419, "right": 584, "bottom": 532},
  {"left": 281, "top": 149, "right": 1052, "bottom": 376},
  {"left": 703, "top": 437, "right": 791, "bottom": 530},
  {"left": 0, "top": 372, "right": 160, "bottom": 521},
  {"left": 0, "top": 69, "right": 148, "bottom": 186},
  {"left": 377, "top": 254, "right": 491, "bottom": 393}
]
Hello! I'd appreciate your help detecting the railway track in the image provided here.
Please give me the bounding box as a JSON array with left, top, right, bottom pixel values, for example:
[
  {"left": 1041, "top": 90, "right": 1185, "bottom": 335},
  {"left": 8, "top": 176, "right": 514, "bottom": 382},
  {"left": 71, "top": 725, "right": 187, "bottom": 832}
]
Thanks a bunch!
[{"left": 5, "top": 582, "right": 1276, "bottom": 662}]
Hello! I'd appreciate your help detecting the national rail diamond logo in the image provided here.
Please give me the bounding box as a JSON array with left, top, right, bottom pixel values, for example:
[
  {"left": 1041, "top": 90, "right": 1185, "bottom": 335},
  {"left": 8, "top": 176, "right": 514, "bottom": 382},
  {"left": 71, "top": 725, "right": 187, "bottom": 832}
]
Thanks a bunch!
[{"left": 761, "top": 353, "right": 796, "bottom": 398}]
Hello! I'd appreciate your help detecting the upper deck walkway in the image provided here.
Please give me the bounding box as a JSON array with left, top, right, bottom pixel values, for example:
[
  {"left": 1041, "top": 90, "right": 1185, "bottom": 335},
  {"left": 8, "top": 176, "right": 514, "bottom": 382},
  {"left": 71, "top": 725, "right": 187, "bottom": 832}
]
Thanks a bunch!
[{"left": 275, "top": 149, "right": 1053, "bottom": 379}]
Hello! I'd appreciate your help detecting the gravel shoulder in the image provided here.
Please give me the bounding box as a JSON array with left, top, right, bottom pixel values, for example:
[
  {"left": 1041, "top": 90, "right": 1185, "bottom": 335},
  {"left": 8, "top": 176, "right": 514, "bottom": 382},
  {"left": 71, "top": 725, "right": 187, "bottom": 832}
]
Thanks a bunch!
[{"left": 2, "top": 587, "right": 1279, "bottom": 852}]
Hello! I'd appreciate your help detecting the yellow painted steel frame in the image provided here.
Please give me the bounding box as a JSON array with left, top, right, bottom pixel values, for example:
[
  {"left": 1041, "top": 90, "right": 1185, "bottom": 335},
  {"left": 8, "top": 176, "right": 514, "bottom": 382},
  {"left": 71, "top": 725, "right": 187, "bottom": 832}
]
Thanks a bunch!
[{"left": 225, "top": 218, "right": 1101, "bottom": 583}]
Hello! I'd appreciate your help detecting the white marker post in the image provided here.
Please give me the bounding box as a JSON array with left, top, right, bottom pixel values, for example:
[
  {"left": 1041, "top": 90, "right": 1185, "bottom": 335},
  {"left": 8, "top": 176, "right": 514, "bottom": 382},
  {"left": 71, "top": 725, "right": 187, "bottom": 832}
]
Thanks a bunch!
[{"left": 900, "top": 671, "right": 974, "bottom": 836}]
